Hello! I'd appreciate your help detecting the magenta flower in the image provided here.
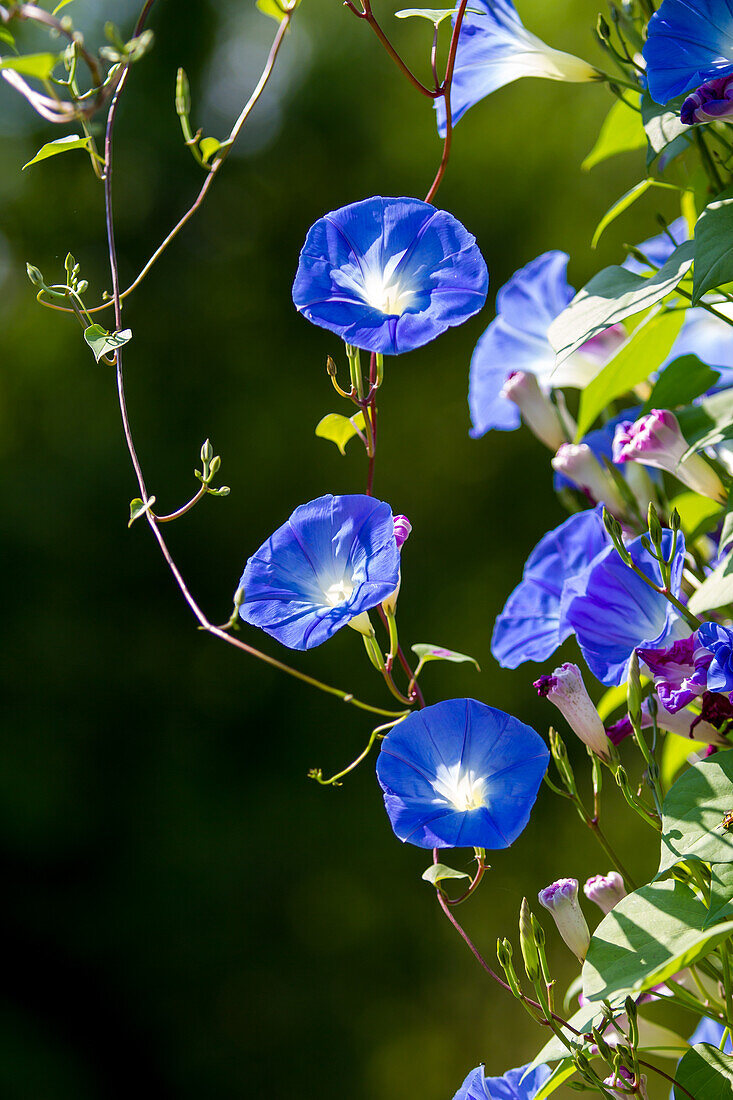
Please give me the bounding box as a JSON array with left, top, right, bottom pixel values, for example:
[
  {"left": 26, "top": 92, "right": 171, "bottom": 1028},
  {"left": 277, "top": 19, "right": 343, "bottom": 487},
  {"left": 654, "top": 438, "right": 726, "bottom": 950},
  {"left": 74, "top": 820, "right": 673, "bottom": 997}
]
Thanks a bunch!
[
  {"left": 637, "top": 635, "right": 711, "bottom": 713},
  {"left": 612, "top": 410, "right": 726, "bottom": 502}
]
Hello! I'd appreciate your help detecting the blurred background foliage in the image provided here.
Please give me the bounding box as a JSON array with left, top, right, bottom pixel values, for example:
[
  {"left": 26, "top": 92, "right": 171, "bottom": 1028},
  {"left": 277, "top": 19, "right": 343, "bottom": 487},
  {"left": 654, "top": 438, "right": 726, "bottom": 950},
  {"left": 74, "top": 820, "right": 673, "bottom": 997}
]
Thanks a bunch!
[{"left": 0, "top": 1, "right": 684, "bottom": 1097}]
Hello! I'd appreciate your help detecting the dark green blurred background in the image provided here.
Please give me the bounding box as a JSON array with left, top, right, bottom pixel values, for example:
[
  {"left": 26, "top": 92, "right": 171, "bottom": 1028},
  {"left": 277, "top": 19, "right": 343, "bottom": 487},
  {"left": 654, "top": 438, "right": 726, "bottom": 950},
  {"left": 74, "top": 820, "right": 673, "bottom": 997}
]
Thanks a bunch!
[{"left": 0, "top": 2, "right": 684, "bottom": 1097}]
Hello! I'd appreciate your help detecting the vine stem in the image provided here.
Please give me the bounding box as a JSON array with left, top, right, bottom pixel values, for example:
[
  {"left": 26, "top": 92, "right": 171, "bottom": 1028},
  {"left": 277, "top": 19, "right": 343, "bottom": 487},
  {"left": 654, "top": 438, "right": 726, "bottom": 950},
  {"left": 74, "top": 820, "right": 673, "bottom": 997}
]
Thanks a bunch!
[
  {"left": 343, "top": 0, "right": 437, "bottom": 98},
  {"left": 102, "top": 0, "right": 406, "bottom": 724},
  {"left": 42, "top": 4, "right": 295, "bottom": 317},
  {"left": 424, "top": 0, "right": 468, "bottom": 204}
]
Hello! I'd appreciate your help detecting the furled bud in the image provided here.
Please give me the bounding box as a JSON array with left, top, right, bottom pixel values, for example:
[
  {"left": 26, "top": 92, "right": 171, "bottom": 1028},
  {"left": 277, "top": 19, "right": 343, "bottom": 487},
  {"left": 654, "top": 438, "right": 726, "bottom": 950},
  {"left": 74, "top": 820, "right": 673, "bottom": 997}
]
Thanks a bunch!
[
  {"left": 519, "top": 897, "right": 540, "bottom": 981},
  {"left": 584, "top": 872, "right": 627, "bottom": 915},
  {"left": 501, "top": 371, "right": 566, "bottom": 451},
  {"left": 602, "top": 1065, "right": 648, "bottom": 1099},
  {"left": 681, "top": 75, "right": 733, "bottom": 125},
  {"left": 613, "top": 410, "right": 726, "bottom": 504},
  {"left": 551, "top": 443, "right": 626, "bottom": 511},
  {"left": 393, "top": 515, "right": 412, "bottom": 551},
  {"left": 534, "top": 664, "right": 610, "bottom": 760},
  {"left": 538, "top": 878, "right": 591, "bottom": 961}
]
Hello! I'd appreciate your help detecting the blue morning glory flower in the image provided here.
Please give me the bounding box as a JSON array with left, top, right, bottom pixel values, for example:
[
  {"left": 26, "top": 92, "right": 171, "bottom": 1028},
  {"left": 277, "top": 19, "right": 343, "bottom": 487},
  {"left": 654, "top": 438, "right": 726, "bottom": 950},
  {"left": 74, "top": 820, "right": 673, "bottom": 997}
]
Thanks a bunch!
[
  {"left": 292, "top": 196, "right": 488, "bottom": 355},
  {"left": 453, "top": 1063, "right": 551, "bottom": 1100},
  {"left": 686, "top": 1017, "right": 733, "bottom": 1051},
  {"left": 491, "top": 506, "right": 608, "bottom": 669},
  {"left": 468, "top": 252, "right": 623, "bottom": 439},
  {"left": 435, "top": 1, "right": 599, "bottom": 136},
  {"left": 376, "top": 699, "right": 549, "bottom": 849},
  {"left": 697, "top": 621, "right": 733, "bottom": 692},
  {"left": 238, "top": 494, "right": 400, "bottom": 650},
  {"left": 565, "top": 530, "right": 687, "bottom": 686},
  {"left": 644, "top": 0, "right": 733, "bottom": 105}
]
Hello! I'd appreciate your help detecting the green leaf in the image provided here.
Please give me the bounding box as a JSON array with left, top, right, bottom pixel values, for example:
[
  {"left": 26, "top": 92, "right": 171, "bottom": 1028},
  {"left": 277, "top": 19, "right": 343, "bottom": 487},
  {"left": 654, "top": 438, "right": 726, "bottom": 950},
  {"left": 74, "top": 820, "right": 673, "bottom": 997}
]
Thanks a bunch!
[
  {"left": 22, "top": 134, "right": 92, "bottom": 171},
  {"left": 83, "top": 324, "right": 133, "bottom": 363},
  {"left": 670, "top": 491, "right": 722, "bottom": 539},
  {"left": 661, "top": 731, "right": 707, "bottom": 792},
  {"left": 659, "top": 751, "right": 733, "bottom": 873},
  {"left": 642, "top": 355, "right": 720, "bottom": 416},
  {"left": 255, "top": 0, "right": 299, "bottom": 21},
  {"left": 575, "top": 309, "right": 685, "bottom": 439},
  {"left": 532, "top": 1060, "right": 575, "bottom": 1099},
  {"left": 591, "top": 179, "right": 653, "bottom": 250},
  {"left": 674, "top": 1044, "right": 733, "bottom": 1099},
  {"left": 52, "top": 0, "right": 77, "bottom": 12},
  {"left": 395, "top": 7, "right": 481, "bottom": 22},
  {"left": 705, "top": 863, "right": 733, "bottom": 928},
  {"left": 0, "top": 52, "right": 59, "bottom": 79},
  {"left": 582, "top": 98, "right": 646, "bottom": 172},
  {"left": 199, "top": 136, "right": 221, "bottom": 163},
  {"left": 678, "top": 387, "right": 733, "bottom": 456},
  {"left": 693, "top": 186, "right": 733, "bottom": 302},
  {"left": 128, "top": 496, "right": 156, "bottom": 528},
  {"left": 421, "top": 863, "right": 471, "bottom": 886},
  {"left": 314, "top": 411, "right": 367, "bottom": 455},
  {"left": 687, "top": 551, "right": 733, "bottom": 616},
  {"left": 548, "top": 241, "right": 694, "bottom": 367},
  {"left": 597, "top": 681, "right": 648, "bottom": 722},
  {"left": 582, "top": 880, "right": 733, "bottom": 1002},
  {"left": 0, "top": 29, "right": 16, "bottom": 49},
  {"left": 410, "top": 643, "right": 480, "bottom": 670},
  {"left": 641, "top": 94, "right": 692, "bottom": 166}
]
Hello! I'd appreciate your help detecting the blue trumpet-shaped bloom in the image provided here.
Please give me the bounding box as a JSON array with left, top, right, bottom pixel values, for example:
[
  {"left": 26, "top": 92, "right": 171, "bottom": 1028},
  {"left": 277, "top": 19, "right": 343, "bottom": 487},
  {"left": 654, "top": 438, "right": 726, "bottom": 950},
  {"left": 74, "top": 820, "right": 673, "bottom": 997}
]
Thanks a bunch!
[
  {"left": 453, "top": 1063, "right": 551, "bottom": 1100},
  {"left": 292, "top": 196, "right": 488, "bottom": 355},
  {"left": 469, "top": 251, "right": 573, "bottom": 437},
  {"left": 565, "top": 530, "right": 687, "bottom": 686},
  {"left": 697, "top": 621, "right": 733, "bottom": 692},
  {"left": 644, "top": 0, "right": 733, "bottom": 105},
  {"left": 435, "top": 1, "right": 598, "bottom": 136},
  {"left": 376, "top": 699, "right": 549, "bottom": 849},
  {"left": 491, "top": 506, "right": 608, "bottom": 669},
  {"left": 238, "top": 494, "right": 400, "bottom": 650}
]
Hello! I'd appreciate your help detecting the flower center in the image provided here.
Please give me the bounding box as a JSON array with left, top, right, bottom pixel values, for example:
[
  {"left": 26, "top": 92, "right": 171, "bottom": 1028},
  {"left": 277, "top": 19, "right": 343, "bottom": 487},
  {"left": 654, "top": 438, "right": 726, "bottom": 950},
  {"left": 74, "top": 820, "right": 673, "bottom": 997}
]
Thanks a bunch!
[
  {"left": 359, "top": 269, "right": 415, "bottom": 317},
  {"left": 432, "top": 762, "right": 487, "bottom": 812},
  {"left": 322, "top": 578, "right": 354, "bottom": 607}
]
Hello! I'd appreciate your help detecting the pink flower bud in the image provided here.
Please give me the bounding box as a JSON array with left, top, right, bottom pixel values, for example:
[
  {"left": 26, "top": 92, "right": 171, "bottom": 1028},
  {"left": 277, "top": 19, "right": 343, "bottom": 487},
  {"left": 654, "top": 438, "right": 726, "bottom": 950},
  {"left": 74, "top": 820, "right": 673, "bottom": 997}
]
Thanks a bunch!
[
  {"left": 602, "top": 1066, "right": 648, "bottom": 1099},
  {"left": 393, "top": 515, "right": 412, "bottom": 550},
  {"left": 551, "top": 443, "right": 625, "bottom": 511},
  {"left": 584, "top": 872, "right": 627, "bottom": 915},
  {"left": 613, "top": 410, "right": 726, "bottom": 503},
  {"left": 534, "top": 663, "right": 610, "bottom": 760},
  {"left": 501, "top": 371, "right": 567, "bottom": 451},
  {"left": 682, "top": 75, "right": 733, "bottom": 125},
  {"left": 538, "top": 878, "right": 591, "bottom": 961}
]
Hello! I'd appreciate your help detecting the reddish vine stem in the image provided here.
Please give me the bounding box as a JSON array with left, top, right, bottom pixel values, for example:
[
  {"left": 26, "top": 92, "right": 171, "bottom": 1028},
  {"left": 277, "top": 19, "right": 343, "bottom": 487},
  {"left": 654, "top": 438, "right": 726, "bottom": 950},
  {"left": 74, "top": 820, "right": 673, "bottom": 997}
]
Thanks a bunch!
[
  {"left": 102, "top": 0, "right": 406, "bottom": 724},
  {"left": 343, "top": 0, "right": 438, "bottom": 98},
  {"left": 424, "top": 0, "right": 468, "bottom": 203}
]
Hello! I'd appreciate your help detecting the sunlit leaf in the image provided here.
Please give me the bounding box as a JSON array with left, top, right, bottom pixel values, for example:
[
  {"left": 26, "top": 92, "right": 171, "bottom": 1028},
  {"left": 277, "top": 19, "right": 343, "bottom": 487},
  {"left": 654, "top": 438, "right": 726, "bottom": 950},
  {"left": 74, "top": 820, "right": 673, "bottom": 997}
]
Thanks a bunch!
[
  {"left": 532, "top": 1060, "right": 575, "bottom": 1099},
  {"left": 199, "top": 136, "right": 221, "bottom": 163},
  {"left": 395, "top": 7, "right": 481, "bottom": 22},
  {"left": 693, "top": 186, "right": 733, "bottom": 303},
  {"left": 574, "top": 309, "right": 684, "bottom": 439},
  {"left": 421, "top": 863, "right": 471, "bottom": 885},
  {"left": 641, "top": 355, "right": 720, "bottom": 415},
  {"left": 582, "top": 97, "right": 646, "bottom": 171},
  {"left": 0, "top": 52, "right": 59, "bottom": 79},
  {"left": 591, "top": 179, "right": 653, "bottom": 249},
  {"left": 674, "top": 1044, "right": 733, "bottom": 1099},
  {"left": 83, "top": 324, "right": 133, "bottom": 363},
  {"left": 22, "top": 134, "right": 92, "bottom": 171},
  {"left": 315, "top": 411, "right": 366, "bottom": 455},
  {"left": 411, "top": 643, "right": 480, "bottom": 670},
  {"left": 660, "top": 731, "right": 706, "bottom": 792},
  {"left": 658, "top": 750, "right": 733, "bottom": 873},
  {"left": 256, "top": 0, "right": 300, "bottom": 21},
  {"left": 687, "top": 551, "right": 733, "bottom": 616},
  {"left": 704, "top": 863, "right": 733, "bottom": 929},
  {"left": 128, "top": 496, "right": 156, "bottom": 528},
  {"left": 52, "top": 0, "right": 77, "bottom": 12}
]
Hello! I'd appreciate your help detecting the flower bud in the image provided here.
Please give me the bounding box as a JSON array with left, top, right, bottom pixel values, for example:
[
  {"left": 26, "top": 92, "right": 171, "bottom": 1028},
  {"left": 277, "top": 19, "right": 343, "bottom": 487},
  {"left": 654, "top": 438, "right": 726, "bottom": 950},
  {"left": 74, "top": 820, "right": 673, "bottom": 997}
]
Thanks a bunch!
[
  {"left": 534, "top": 664, "right": 610, "bottom": 760},
  {"left": 583, "top": 872, "right": 627, "bottom": 915},
  {"left": 519, "top": 897, "right": 540, "bottom": 981},
  {"left": 393, "top": 515, "right": 411, "bottom": 550},
  {"left": 501, "top": 371, "right": 566, "bottom": 451},
  {"left": 613, "top": 410, "right": 726, "bottom": 504},
  {"left": 551, "top": 443, "right": 625, "bottom": 511},
  {"left": 26, "top": 263, "right": 45, "bottom": 287},
  {"left": 681, "top": 75, "right": 733, "bottom": 125},
  {"left": 602, "top": 1066, "right": 648, "bottom": 1099},
  {"left": 538, "top": 878, "right": 591, "bottom": 961}
]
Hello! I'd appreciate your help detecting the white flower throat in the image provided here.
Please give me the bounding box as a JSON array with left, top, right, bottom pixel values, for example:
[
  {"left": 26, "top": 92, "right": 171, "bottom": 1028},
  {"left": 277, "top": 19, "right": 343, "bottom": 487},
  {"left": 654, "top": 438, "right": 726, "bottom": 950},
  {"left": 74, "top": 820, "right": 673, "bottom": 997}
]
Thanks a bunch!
[
  {"left": 433, "top": 762, "right": 487, "bottom": 812},
  {"left": 322, "top": 578, "right": 354, "bottom": 607},
  {"left": 360, "top": 268, "right": 415, "bottom": 317}
]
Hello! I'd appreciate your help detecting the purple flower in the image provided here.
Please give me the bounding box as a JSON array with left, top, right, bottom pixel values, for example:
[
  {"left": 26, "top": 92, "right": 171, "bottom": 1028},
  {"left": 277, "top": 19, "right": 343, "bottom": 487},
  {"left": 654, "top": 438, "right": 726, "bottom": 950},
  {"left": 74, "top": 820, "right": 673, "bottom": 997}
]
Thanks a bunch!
[
  {"left": 292, "top": 196, "right": 488, "bottom": 355},
  {"left": 238, "top": 494, "right": 400, "bottom": 649},
  {"left": 534, "top": 663, "right": 609, "bottom": 759},
  {"left": 538, "top": 878, "right": 590, "bottom": 960},
  {"left": 452, "top": 1063, "right": 551, "bottom": 1100},
  {"left": 613, "top": 410, "right": 726, "bottom": 503},
  {"left": 682, "top": 73, "right": 733, "bottom": 123},
  {"left": 603, "top": 1065, "right": 647, "bottom": 1099},
  {"left": 469, "top": 251, "right": 622, "bottom": 440},
  {"left": 376, "top": 699, "right": 549, "bottom": 849},
  {"left": 565, "top": 529, "right": 687, "bottom": 686},
  {"left": 491, "top": 505, "right": 608, "bottom": 669},
  {"left": 643, "top": 0, "right": 733, "bottom": 105},
  {"left": 637, "top": 635, "right": 711, "bottom": 712},
  {"left": 584, "top": 872, "right": 627, "bottom": 915},
  {"left": 436, "top": 1, "right": 599, "bottom": 136},
  {"left": 393, "top": 515, "right": 412, "bottom": 550},
  {"left": 697, "top": 621, "right": 733, "bottom": 692}
]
